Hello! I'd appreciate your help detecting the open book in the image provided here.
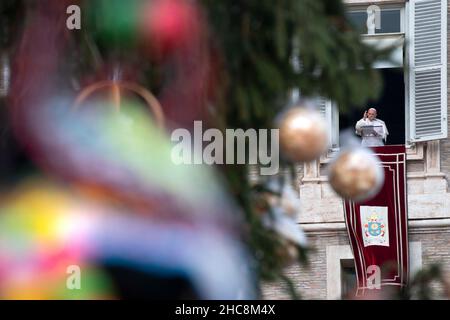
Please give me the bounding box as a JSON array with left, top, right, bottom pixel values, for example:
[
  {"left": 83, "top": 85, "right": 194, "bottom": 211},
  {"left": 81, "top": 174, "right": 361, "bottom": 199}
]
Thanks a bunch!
[{"left": 361, "top": 125, "right": 384, "bottom": 138}]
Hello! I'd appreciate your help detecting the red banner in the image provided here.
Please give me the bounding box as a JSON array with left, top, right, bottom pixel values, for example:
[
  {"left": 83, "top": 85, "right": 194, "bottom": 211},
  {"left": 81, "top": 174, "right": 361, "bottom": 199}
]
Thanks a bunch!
[{"left": 344, "top": 145, "right": 409, "bottom": 298}]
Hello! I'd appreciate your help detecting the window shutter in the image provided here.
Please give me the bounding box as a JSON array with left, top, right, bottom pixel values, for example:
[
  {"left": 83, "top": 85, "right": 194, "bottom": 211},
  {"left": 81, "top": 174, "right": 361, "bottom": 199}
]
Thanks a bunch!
[
  {"left": 317, "top": 96, "right": 328, "bottom": 119},
  {"left": 409, "top": 0, "right": 447, "bottom": 142},
  {"left": 315, "top": 97, "right": 337, "bottom": 149}
]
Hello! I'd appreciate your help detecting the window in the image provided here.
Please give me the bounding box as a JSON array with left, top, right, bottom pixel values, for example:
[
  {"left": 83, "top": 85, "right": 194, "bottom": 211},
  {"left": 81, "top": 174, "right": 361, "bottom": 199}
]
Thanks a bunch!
[
  {"left": 341, "top": 259, "right": 357, "bottom": 299},
  {"left": 317, "top": 97, "right": 339, "bottom": 150},
  {"left": 347, "top": 8, "right": 402, "bottom": 34},
  {"left": 347, "top": 3, "right": 405, "bottom": 69},
  {"left": 319, "top": 0, "right": 447, "bottom": 155},
  {"left": 339, "top": 68, "right": 405, "bottom": 145}
]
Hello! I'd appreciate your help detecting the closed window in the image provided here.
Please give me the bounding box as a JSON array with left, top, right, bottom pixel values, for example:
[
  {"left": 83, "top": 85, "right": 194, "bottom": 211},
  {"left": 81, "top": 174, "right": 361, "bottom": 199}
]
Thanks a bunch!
[{"left": 347, "top": 9, "right": 401, "bottom": 34}]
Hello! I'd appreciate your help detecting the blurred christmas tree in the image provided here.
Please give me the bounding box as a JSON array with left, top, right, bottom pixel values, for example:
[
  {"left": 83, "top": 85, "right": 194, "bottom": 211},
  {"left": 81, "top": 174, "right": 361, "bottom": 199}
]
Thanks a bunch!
[{"left": 0, "top": 0, "right": 394, "bottom": 299}]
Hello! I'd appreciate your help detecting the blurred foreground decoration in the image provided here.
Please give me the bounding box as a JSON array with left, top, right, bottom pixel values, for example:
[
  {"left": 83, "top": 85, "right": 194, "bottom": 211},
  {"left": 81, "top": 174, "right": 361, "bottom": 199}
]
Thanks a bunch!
[
  {"left": 72, "top": 79, "right": 165, "bottom": 129},
  {"left": 0, "top": 50, "right": 10, "bottom": 98},
  {"left": 1, "top": 0, "right": 255, "bottom": 299},
  {"left": 2, "top": 92, "right": 256, "bottom": 298},
  {"left": 0, "top": 180, "right": 255, "bottom": 299},
  {"left": 328, "top": 147, "right": 384, "bottom": 202},
  {"left": 402, "top": 264, "right": 450, "bottom": 300},
  {"left": 277, "top": 103, "right": 329, "bottom": 163}
]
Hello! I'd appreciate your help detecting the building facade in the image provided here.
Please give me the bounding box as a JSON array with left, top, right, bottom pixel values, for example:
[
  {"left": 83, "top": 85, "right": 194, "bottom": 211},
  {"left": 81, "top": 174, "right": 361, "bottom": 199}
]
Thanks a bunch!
[{"left": 264, "top": 0, "right": 450, "bottom": 299}]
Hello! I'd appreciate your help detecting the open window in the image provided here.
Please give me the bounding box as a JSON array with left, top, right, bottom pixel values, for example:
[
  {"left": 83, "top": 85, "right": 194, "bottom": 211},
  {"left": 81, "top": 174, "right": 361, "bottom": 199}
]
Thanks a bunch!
[
  {"left": 319, "top": 0, "right": 447, "bottom": 153},
  {"left": 340, "top": 259, "right": 357, "bottom": 299},
  {"left": 339, "top": 68, "right": 406, "bottom": 145},
  {"left": 344, "top": 2, "right": 405, "bottom": 146}
]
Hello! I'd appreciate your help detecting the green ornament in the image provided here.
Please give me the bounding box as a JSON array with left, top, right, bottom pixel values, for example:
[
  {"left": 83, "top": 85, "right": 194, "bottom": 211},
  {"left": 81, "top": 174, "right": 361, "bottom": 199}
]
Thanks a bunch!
[{"left": 85, "top": 0, "right": 144, "bottom": 50}]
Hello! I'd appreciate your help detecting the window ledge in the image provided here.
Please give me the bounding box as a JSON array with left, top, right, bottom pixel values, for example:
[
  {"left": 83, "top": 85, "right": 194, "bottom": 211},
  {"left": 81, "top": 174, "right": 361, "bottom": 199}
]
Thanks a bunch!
[
  {"left": 407, "top": 172, "right": 446, "bottom": 179},
  {"left": 319, "top": 142, "right": 424, "bottom": 164},
  {"left": 344, "top": 0, "right": 406, "bottom": 7},
  {"left": 302, "top": 172, "right": 445, "bottom": 184},
  {"left": 361, "top": 32, "right": 405, "bottom": 39},
  {"left": 405, "top": 142, "right": 424, "bottom": 160}
]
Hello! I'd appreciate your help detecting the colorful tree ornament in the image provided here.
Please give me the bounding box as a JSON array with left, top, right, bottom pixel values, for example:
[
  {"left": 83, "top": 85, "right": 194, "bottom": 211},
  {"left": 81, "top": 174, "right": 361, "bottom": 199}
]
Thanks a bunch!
[
  {"left": 328, "top": 147, "right": 384, "bottom": 202},
  {"left": 278, "top": 105, "right": 328, "bottom": 162},
  {"left": 139, "top": 0, "right": 201, "bottom": 56},
  {"left": 85, "top": 0, "right": 143, "bottom": 49}
]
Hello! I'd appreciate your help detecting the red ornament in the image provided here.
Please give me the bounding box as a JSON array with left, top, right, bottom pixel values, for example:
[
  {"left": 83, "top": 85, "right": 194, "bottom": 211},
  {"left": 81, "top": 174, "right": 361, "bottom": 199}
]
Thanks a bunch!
[{"left": 140, "top": 0, "right": 200, "bottom": 56}]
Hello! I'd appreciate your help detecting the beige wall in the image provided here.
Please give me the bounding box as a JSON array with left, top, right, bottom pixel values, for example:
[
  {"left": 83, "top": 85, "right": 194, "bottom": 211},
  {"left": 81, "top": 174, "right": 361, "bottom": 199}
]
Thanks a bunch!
[{"left": 263, "top": 226, "right": 450, "bottom": 299}]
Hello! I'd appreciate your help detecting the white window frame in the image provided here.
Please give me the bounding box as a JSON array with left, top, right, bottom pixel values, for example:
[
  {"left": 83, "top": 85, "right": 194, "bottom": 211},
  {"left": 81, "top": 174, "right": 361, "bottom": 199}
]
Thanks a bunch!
[
  {"left": 322, "top": 99, "right": 340, "bottom": 150},
  {"left": 346, "top": 3, "right": 405, "bottom": 35},
  {"left": 407, "top": 0, "right": 448, "bottom": 142}
]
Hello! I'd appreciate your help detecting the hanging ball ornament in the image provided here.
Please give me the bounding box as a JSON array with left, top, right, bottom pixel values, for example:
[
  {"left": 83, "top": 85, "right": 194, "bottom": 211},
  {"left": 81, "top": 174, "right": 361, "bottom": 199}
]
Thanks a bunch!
[
  {"left": 72, "top": 80, "right": 165, "bottom": 129},
  {"left": 278, "top": 106, "right": 328, "bottom": 162},
  {"left": 328, "top": 148, "right": 384, "bottom": 202},
  {"left": 140, "top": 0, "right": 200, "bottom": 55},
  {"left": 86, "top": 0, "right": 143, "bottom": 49}
]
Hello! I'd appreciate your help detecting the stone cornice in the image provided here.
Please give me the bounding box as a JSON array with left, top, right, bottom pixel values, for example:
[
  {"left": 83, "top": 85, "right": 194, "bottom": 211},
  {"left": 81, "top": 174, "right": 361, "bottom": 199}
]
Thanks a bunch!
[{"left": 300, "top": 218, "right": 450, "bottom": 233}]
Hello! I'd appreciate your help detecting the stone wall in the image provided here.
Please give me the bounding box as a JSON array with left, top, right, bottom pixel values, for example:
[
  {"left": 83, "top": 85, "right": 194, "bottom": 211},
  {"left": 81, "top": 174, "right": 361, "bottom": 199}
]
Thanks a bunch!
[
  {"left": 262, "top": 225, "right": 450, "bottom": 299},
  {"left": 262, "top": 230, "right": 349, "bottom": 300}
]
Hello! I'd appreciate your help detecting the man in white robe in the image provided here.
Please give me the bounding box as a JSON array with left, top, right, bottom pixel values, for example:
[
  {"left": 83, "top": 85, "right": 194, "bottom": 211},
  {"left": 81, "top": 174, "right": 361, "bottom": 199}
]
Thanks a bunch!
[{"left": 355, "top": 108, "right": 389, "bottom": 147}]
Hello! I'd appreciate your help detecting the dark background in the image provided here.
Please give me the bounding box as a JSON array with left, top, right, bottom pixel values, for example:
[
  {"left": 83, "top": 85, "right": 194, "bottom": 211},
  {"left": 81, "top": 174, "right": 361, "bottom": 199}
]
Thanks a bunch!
[{"left": 340, "top": 68, "right": 405, "bottom": 145}]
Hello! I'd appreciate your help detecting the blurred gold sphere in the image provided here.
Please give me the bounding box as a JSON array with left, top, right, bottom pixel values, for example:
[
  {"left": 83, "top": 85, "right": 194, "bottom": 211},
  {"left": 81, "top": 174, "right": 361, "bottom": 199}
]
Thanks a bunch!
[
  {"left": 328, "top": 149, "right": 384, "bottom": 202},
  {"left": 278, "top": 107, "right": 328, "bottom": 162}
]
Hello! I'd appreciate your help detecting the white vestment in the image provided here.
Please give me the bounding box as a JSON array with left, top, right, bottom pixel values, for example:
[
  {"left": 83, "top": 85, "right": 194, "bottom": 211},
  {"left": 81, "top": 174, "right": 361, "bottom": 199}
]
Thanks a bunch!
[{"left": 355, "top": 118, "right": 389, "bottom": 147}]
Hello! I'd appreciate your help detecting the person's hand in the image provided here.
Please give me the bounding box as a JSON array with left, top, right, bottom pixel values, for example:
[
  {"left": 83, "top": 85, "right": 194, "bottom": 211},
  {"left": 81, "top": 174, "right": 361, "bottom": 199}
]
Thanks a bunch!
[{"left": 363, "top": 110, "right": 368, "bottom": 120}]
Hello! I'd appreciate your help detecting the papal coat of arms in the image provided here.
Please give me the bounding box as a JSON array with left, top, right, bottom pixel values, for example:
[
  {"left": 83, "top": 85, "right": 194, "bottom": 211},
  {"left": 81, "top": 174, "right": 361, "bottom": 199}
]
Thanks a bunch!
[{"left": 360, "top": 206, "right": 389, "bottom": 247}]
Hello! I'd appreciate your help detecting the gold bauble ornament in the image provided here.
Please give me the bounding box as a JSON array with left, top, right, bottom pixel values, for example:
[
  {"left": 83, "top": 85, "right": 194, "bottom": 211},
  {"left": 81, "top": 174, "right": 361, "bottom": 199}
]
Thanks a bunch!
[
  {"left": 278, "top": 107, "right": 328, "bottom": 162},
  {"left": 328, "top": 148, "right": 384, "bottom": 202}
]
